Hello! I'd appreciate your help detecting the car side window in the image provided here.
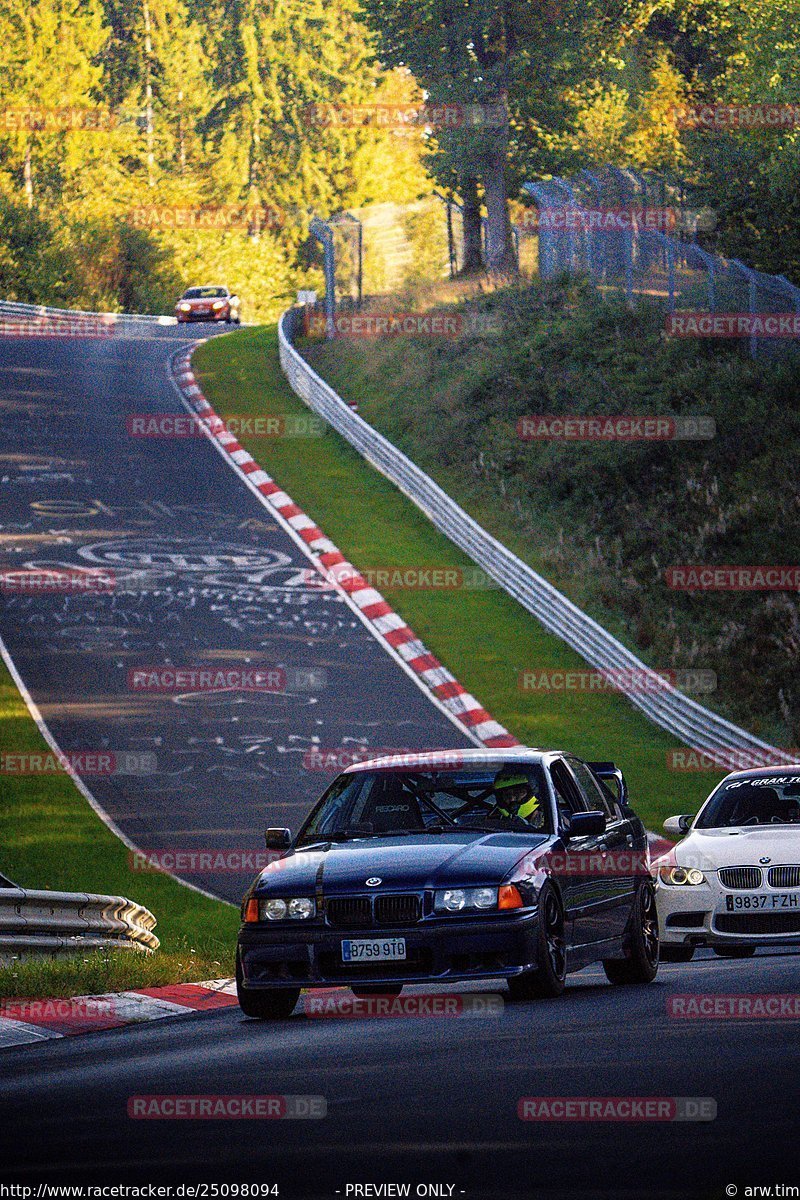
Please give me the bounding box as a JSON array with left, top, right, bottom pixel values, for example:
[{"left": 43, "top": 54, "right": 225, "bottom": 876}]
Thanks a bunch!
[
  {"left": 549, "top": 759, "right": 587, "bottom": 831},
  {"left": 568, "top": 758, "right": 619, "bottom": 820}
]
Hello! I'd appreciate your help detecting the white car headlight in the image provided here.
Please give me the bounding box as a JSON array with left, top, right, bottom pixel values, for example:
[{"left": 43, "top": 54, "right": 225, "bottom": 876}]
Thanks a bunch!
[
  {"left": 178, "top": 302, "right": 191, "bottom": 311},
  {"left": 212, "top": 300, "right": 225, "bottom": 309},
  {"left": 658, "top": 866, "right": 707, "bottom": 886}
]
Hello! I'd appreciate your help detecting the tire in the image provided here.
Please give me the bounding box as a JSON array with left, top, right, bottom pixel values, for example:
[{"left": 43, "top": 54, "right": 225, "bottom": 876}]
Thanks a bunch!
[
  {"left": 660, "top": 944, "right": 696, "bottom": 963},
  {"left": 507, "top": 884, "right": 566, "bottom": 1000},
  {"left": 236, "top": 961, "right": 300, "bottom": 1019},
  {"left": 351, "top": 984, "right": 403, "bottom": 998},
  {"left": 603, "top": 881, "right": 660, "bottom": 985},
  {"left": 713, "top": 945, "right": 756, "bottom": 959}
]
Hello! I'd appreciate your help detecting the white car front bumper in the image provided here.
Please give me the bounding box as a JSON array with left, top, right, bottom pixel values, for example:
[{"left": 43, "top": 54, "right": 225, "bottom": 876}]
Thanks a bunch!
[{"left": 656, "top": 868, "right": 800, "bottom": 948}]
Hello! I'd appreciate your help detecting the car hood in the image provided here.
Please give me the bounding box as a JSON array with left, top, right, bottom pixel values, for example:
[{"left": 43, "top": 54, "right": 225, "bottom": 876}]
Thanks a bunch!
[
  {"left": 674, "top": 827, "right": 800, "bottom": 870},
  {"left": 253, "top": 832, "right": 550, "bottom": 895}
]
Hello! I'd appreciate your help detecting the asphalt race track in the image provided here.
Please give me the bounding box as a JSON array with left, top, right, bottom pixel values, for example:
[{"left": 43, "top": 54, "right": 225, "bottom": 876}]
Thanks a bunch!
[
  {"left": 0, "top": 327, "right": 469, "bottom": 901},
  {"left": 1, "top": 328, "right": 799, "bottom": 1198},
  {"left": 1, "top": 952, "right": 799, "bottom": 1196}
]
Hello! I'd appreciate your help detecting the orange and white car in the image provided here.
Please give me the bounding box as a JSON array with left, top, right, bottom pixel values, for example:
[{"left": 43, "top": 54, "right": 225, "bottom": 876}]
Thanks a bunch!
[{"left": 175, "top": 285, "right": 241, "bottom": 325}]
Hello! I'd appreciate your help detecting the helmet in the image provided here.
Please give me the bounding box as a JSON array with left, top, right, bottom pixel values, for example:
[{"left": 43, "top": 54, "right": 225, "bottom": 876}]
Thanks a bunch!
[{"left": 494, "top": 770, "right": 530, "bottom": 808}]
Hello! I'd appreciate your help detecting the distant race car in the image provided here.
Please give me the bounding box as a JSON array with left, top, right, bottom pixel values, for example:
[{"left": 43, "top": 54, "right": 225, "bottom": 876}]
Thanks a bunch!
[
  {"left": 655, "top": 764, "right": 800, "bottom": 962},
  {"left": 175, "top": 284, "right": 240, "bottom": 324},
  {"left": 236, "top": 748, "right": 659, "bottom": 1019}
]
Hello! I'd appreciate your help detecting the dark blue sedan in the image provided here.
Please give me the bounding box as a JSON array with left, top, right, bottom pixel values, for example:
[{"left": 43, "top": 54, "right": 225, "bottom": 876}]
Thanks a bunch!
[{"left": 236, "top": 749, "right": 659, "bottom": 1017}]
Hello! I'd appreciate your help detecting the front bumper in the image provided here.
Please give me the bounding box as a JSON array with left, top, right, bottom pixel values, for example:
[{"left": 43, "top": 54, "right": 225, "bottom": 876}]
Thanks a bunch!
[
  {"left": 176, "top": 309, "right": 228, "bottom": 323},
  {"left": 656, "top": 877, "right": 800, "bottom": 949},
  {"left": 238, "top": 911, "right": 540, "bottom": 990}
]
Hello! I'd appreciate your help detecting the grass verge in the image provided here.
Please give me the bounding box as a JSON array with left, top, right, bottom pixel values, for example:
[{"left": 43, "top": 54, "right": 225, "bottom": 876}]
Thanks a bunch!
[
  {"left": 0, "top": 656, "right": 238, "bottom": 999},
  {"left": 193, "top": 324, "right": 729, "bottom": 834}
]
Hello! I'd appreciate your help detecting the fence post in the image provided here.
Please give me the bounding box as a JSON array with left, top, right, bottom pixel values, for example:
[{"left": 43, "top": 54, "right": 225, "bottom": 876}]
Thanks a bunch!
[
  {"left": 748, "top": 271, "right": 757, "bottom": 359},
  {"left": 309, "top": 217, "right": 336, "bottom": 339},
  {"left": 667, "top": 240, "right": 675, "bottom": 311}
]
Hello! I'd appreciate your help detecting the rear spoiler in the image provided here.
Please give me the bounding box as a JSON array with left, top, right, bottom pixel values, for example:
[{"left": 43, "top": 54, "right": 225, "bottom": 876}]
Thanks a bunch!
[{"left": 588, "top": 761, "right": 629, "bottom": 809}]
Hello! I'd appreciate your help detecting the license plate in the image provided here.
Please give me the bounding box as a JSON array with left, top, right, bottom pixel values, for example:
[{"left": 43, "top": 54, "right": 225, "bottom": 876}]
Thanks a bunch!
[
  {"left": 724, "top": 892, "right": 800, "bottom": 912},
  {"left": 341, "top": 938, "right": 406, "bottom": 963}
]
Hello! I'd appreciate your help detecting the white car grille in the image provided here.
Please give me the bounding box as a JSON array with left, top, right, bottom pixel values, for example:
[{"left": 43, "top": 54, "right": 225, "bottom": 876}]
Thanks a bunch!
[
  {"left": 718, "top": 866, "right": 762, "bottom": 889},
  {"left": 767, "top": 866, "right": 800, "bottom": 889}
]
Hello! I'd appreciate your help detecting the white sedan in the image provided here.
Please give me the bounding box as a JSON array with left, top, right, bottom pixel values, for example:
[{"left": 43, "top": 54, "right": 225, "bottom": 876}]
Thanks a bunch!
[{"left": 654, "top": 765, "right": 800, "bottom": 962}]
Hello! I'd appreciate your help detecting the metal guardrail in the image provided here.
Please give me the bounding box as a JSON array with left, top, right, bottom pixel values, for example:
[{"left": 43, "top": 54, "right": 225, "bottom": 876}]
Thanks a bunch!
[
  {"left": 0, "top": 299, "right": 176, "bottom": 330},
  {"left": 278, "top": 305, "right": 787, "bottom": 767},
  {"left": 0, "top": 887, "right": 159, "bottom": 957}
]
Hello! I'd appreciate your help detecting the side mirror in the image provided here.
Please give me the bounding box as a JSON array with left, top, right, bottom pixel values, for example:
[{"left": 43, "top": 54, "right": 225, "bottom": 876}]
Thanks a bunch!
[
  {"left": 265, "top": 827, "right": 292, "bottom": 851},
  {"left": 663, "top": 815, "right": 693, "bottom": 836},
  {"left": 567, "top": 810, "right": 606, "bottom": 839}
]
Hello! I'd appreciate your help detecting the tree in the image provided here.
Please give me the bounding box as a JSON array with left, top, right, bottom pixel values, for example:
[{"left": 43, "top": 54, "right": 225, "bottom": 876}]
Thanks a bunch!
[{"left": 0, "top": 0, "right": 107, "bottom": 207}]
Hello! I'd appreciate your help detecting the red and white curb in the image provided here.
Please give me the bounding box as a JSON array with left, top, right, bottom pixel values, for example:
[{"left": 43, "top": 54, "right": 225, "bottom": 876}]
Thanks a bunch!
[
  {"left": 0, "top": 978, "right": 238, "bottom": 1049},
  {"left": 170, "top": 349, "right": 517, "bottom": 750}
]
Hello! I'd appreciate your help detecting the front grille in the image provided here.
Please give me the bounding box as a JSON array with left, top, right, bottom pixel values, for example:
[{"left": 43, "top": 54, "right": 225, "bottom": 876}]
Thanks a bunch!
[
  {"left": 715, "top": 913, "right": 800, "bottom": 935},
  {"left": 375, "top": 895, "right": 422, "bottom": 925},
  {"left": 719, "top": 867, "right": 762, "bottom": 889},
  {"left": 324, "top": 893, "right": 422, "bottom": 928},
  {"left": 768, "top": 866, "right": 800, "bottom": 889},
  {"left": 326, "top": 897, "right": 372, "bottom": 928}
]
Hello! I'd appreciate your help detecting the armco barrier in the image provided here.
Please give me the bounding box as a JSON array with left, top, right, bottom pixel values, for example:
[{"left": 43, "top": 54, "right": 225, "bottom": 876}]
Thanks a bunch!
[
  {"left": 278, "top": 305, "right": 786, "bottom": 767},
  {"left": 0, "top": 298, "right": 176, "bottom": 332},
  {"left": 0, "top": 887, "right": 159, "bottom": 957}
]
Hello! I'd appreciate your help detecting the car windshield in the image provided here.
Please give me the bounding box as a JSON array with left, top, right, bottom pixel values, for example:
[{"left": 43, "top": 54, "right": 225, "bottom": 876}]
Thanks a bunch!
[
  {"left": 697, "top": 775, "right": 800, "bottom": 828},
  {"left": 183, "top": 286, "right": 227, "bottom": 298},
  {"left": 296, "top": 764, "right": 552, "bottom": 845}
]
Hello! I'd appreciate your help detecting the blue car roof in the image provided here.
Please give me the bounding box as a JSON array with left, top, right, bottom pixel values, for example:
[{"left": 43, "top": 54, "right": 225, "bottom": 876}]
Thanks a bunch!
[{"left": 343, "top": 748, "right": 558, "bottom": 774}]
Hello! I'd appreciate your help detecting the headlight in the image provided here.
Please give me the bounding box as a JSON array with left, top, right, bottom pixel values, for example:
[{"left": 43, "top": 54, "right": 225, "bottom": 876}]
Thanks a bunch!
[
  {"left": 259, "top": 897, "right": 315, "bottom": 920},
  {"left": 178, "top": 302, "right": 191, "bottom": 311},
  {"left": 658, "top": 866, "right": 707, "bottom": 886},
  {"left": 434, "top": 886, "right": 499, "bottom": 913},
  {"left": 212, "top": 300, "right": 225, "bottom": 310}
]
